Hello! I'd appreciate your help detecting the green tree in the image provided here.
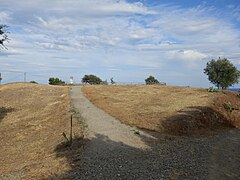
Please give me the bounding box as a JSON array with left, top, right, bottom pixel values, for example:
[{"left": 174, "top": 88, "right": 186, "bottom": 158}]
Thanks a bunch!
[
  {"left": 48, "top": 77, "right": 65, "bottom": 85},
  {"left": 82, "top": 74, "right": 102, "bottom": 84},
  {"left": 204, "top": 58, "right": 240, "bottom": 89},
  {"left": 145, "top": 75, "right": 159, "bottom": 85},
  {"left": 0, "top": 24, "right": 9, "bottom": 49}
]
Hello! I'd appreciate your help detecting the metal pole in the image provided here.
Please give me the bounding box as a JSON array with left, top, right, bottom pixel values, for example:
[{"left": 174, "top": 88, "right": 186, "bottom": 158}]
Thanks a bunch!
[{"left": 24, "top": 72, "right": 26, "bottom": 82}]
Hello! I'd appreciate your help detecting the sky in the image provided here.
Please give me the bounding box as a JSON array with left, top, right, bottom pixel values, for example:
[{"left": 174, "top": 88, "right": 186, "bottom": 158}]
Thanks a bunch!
[{"left": 0, "top": 0, "right": 240, "bottom": 87}]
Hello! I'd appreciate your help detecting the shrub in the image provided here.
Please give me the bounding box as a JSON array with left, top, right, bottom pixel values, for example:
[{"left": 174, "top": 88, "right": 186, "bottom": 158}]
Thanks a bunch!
[
  {"left": 30, "top": 81, "right": 38, "bottom": 84},
  {"left": 145, "top": 75, "right": 159, "bottom": 85},
  {"left": 49, "top": 77, "right": 65, "bottom": 85},
  {"left": 208, "top": 87, "right": 218, "bottom": 92},
  {"left": 223, "top": 101, "right": 233, "bottom": 112},
  {"left": 82, "top": 74, "right": 102, "bottom": 84}
]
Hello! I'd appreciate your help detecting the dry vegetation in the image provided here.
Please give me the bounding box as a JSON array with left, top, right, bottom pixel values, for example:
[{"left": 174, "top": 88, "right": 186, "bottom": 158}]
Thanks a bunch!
[
  {"left": 0, "top": 83, "right": 83, "bottom": 179},
  {"left": 1, "top": 83, "right": 239, "bottom": 178},
  {"left": 83, "top": 85, "right": 240, "bottom": 135}
]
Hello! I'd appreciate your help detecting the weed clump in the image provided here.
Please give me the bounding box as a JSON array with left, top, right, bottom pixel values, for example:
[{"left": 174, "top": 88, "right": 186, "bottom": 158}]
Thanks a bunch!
[
  {"left": 223, "top": 101, "right": 234, "bottom": 112},
  {"left": 208, "top": 87, "right": 219, "bottom": 92}
]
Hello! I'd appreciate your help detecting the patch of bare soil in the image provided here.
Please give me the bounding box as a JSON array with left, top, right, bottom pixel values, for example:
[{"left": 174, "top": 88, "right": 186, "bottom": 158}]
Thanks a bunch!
[
  {"left": 0, "top": 83, "right": 82, "bottom": 179},
  {"left": 83, "top": 85, "right": 239, "bottom": 135}
]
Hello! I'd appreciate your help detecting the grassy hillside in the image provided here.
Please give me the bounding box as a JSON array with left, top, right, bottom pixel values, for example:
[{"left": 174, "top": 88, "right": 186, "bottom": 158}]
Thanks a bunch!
[
  {"left": 0, "top": 83, "right": 82, "bottom": 179},
  {"left": 83, "top": 85, "right": 240, "bottom": 135}
]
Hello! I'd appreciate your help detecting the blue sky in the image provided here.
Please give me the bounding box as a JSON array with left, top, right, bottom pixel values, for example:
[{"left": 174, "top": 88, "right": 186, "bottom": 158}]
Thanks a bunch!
[{"left": 0, "top": 0, "right": 240, "bottom": 87}]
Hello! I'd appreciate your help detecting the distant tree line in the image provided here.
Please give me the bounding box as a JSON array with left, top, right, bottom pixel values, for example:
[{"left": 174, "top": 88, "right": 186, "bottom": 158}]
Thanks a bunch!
[
  {"left": 81, "top": 75, "right": 116, "bottom": 85},
  {"left": 48, "top": 74, "right": 166, "bottom": 86},
  {"left": 48, "top": 57, "right": 240, "bottom": 90}
]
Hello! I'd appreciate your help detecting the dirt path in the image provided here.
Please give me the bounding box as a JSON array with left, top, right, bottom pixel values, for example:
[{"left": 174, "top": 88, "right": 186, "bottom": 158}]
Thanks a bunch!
[
  {"left": 70, "top": 86, "right": 155, "bottom": 148},
  {"left": 67, "top": 86, "right": 240, "bottom": 180}
]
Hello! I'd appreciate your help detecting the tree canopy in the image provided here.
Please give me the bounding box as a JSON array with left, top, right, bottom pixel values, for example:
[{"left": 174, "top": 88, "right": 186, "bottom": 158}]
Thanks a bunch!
[
  {"left": 49, "top": 77, "right": 65, "bottom": 85},
  {"left": 82, "top": 74, "right": 102, "bottom": 84},
  {"left": 145, "top": 75, "right": 159, "bottom": 85},
  {"left": 0, "top": 24, "right": 9, "bottom": 49},
  {"left": 204, "top": 58, "right": 240, "bottom": 89}
]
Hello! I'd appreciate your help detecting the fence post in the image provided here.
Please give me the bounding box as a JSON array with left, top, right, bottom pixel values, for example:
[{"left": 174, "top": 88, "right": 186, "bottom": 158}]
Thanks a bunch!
[{"left": 70, "top": 114, "right": 73, "bottom": 145}]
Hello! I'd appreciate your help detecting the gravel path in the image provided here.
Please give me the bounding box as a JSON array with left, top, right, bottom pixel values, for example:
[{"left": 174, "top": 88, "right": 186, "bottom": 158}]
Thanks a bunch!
[
  {"left": 65, "top": 86, "right": 240, "bottom": 180},
  {"left": 70, "top": 86, "right": 154, "bottom": 150}
]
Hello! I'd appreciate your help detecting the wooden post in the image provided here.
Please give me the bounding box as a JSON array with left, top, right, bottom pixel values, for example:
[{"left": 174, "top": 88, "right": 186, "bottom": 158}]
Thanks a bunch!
[{"left": 70, "top": 114, "right": 73, "bottom": 145}]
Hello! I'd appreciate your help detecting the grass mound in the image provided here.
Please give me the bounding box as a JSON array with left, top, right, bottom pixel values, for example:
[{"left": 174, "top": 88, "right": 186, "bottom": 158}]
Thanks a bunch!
[
  {"left": 0, "top": 83, "right": 79, "bottom": 178},
  {"left": 83, "top": 85, "right": 239, "bottom": 136}
]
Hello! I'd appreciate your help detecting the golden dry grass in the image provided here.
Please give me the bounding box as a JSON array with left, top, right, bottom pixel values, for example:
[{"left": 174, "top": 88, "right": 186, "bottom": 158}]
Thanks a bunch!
[
  {"left": 83, "top": 85, "right": 240, "bottom": 135},
  {"left": 0, "top": 83, "right": 82, "bottom": 179}
]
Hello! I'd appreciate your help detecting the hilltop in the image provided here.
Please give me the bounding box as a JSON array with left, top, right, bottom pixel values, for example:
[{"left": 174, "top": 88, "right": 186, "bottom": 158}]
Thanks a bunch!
[
  {"left": 0, "top": 83, "right": 239, "bottom": 179},
  {"left": 83, "top": 85, "right": 240, "bottom": 135}
]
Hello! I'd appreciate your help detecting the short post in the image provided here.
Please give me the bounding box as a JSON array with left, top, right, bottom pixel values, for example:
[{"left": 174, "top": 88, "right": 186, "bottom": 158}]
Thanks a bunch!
[{"left": 70, "top": 114, "right": 73, "bottom": 145}]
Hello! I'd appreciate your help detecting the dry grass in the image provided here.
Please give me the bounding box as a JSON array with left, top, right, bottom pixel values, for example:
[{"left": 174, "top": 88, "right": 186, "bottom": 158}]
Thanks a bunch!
[
  {"left": 0, "top": 83, "right": 82, "bottom": 179},
  {"left": 83, "top": 85, "right": 240, "bottom": 135}
]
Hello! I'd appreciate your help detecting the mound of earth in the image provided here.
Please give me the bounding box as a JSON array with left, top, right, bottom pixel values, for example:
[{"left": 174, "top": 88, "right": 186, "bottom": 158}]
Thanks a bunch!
[
  {"left": 0, "top": 83, "right": 82, "bottom": 179},
  {"left": 83, "top": 85, "right": 240, "bottom": 135}
]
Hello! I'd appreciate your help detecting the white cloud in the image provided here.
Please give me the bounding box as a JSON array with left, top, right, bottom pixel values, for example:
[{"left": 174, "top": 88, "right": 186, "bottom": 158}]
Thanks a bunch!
[
  {"left": 0, "top": 11, "right": 12, "bottom": 23},
  {"left": 0, "top": 0, "right": 240, "bottom": 87},
  {"left": 169, "top": 50, "right": 207, "bottom": 61},
  {"left": 167, "top": 50, "right": 207, "bottom": 68},
  {"left": 1, "top": 0, "right": 156, "bottom": 16},
  {"left": 180, "top": 50, "right": 207, "bottom": 61}
]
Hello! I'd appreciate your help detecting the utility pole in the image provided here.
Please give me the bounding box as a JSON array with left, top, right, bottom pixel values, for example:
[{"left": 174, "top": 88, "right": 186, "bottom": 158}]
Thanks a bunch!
[{"left": 24, "top": 72, "right": 26, "bottom": 82}]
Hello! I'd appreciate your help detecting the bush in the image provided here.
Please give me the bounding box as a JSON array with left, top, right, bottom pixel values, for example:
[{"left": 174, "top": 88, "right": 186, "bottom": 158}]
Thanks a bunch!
[
  {"left": 30, "top": 81, "right": 38, "bottom": 84},
  {"left": 208, "top": 87, "right": 218, "bottom": 92},
  {"left": 145, "top": 75, "right": 159, "bottom": 85},
  {"left": 82, "top": 74, "right": 102, "bottom": 84},
  {"left": 223, "top": 101, "right": 233, "bottom": 112},
  {"left": 49, "top": 77, "right": 65, "bottom": 85}
]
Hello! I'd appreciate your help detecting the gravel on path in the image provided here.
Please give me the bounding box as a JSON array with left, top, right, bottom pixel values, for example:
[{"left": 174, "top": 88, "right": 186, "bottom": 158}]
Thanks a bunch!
[{"left": 54, "top": 86, "right": 240, "bottom": 180}]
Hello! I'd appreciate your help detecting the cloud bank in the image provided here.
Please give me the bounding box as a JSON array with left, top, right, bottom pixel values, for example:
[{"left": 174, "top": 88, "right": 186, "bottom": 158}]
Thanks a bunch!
[{"left": 0, "top": 0, "right": 240, "bottom": 87}]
